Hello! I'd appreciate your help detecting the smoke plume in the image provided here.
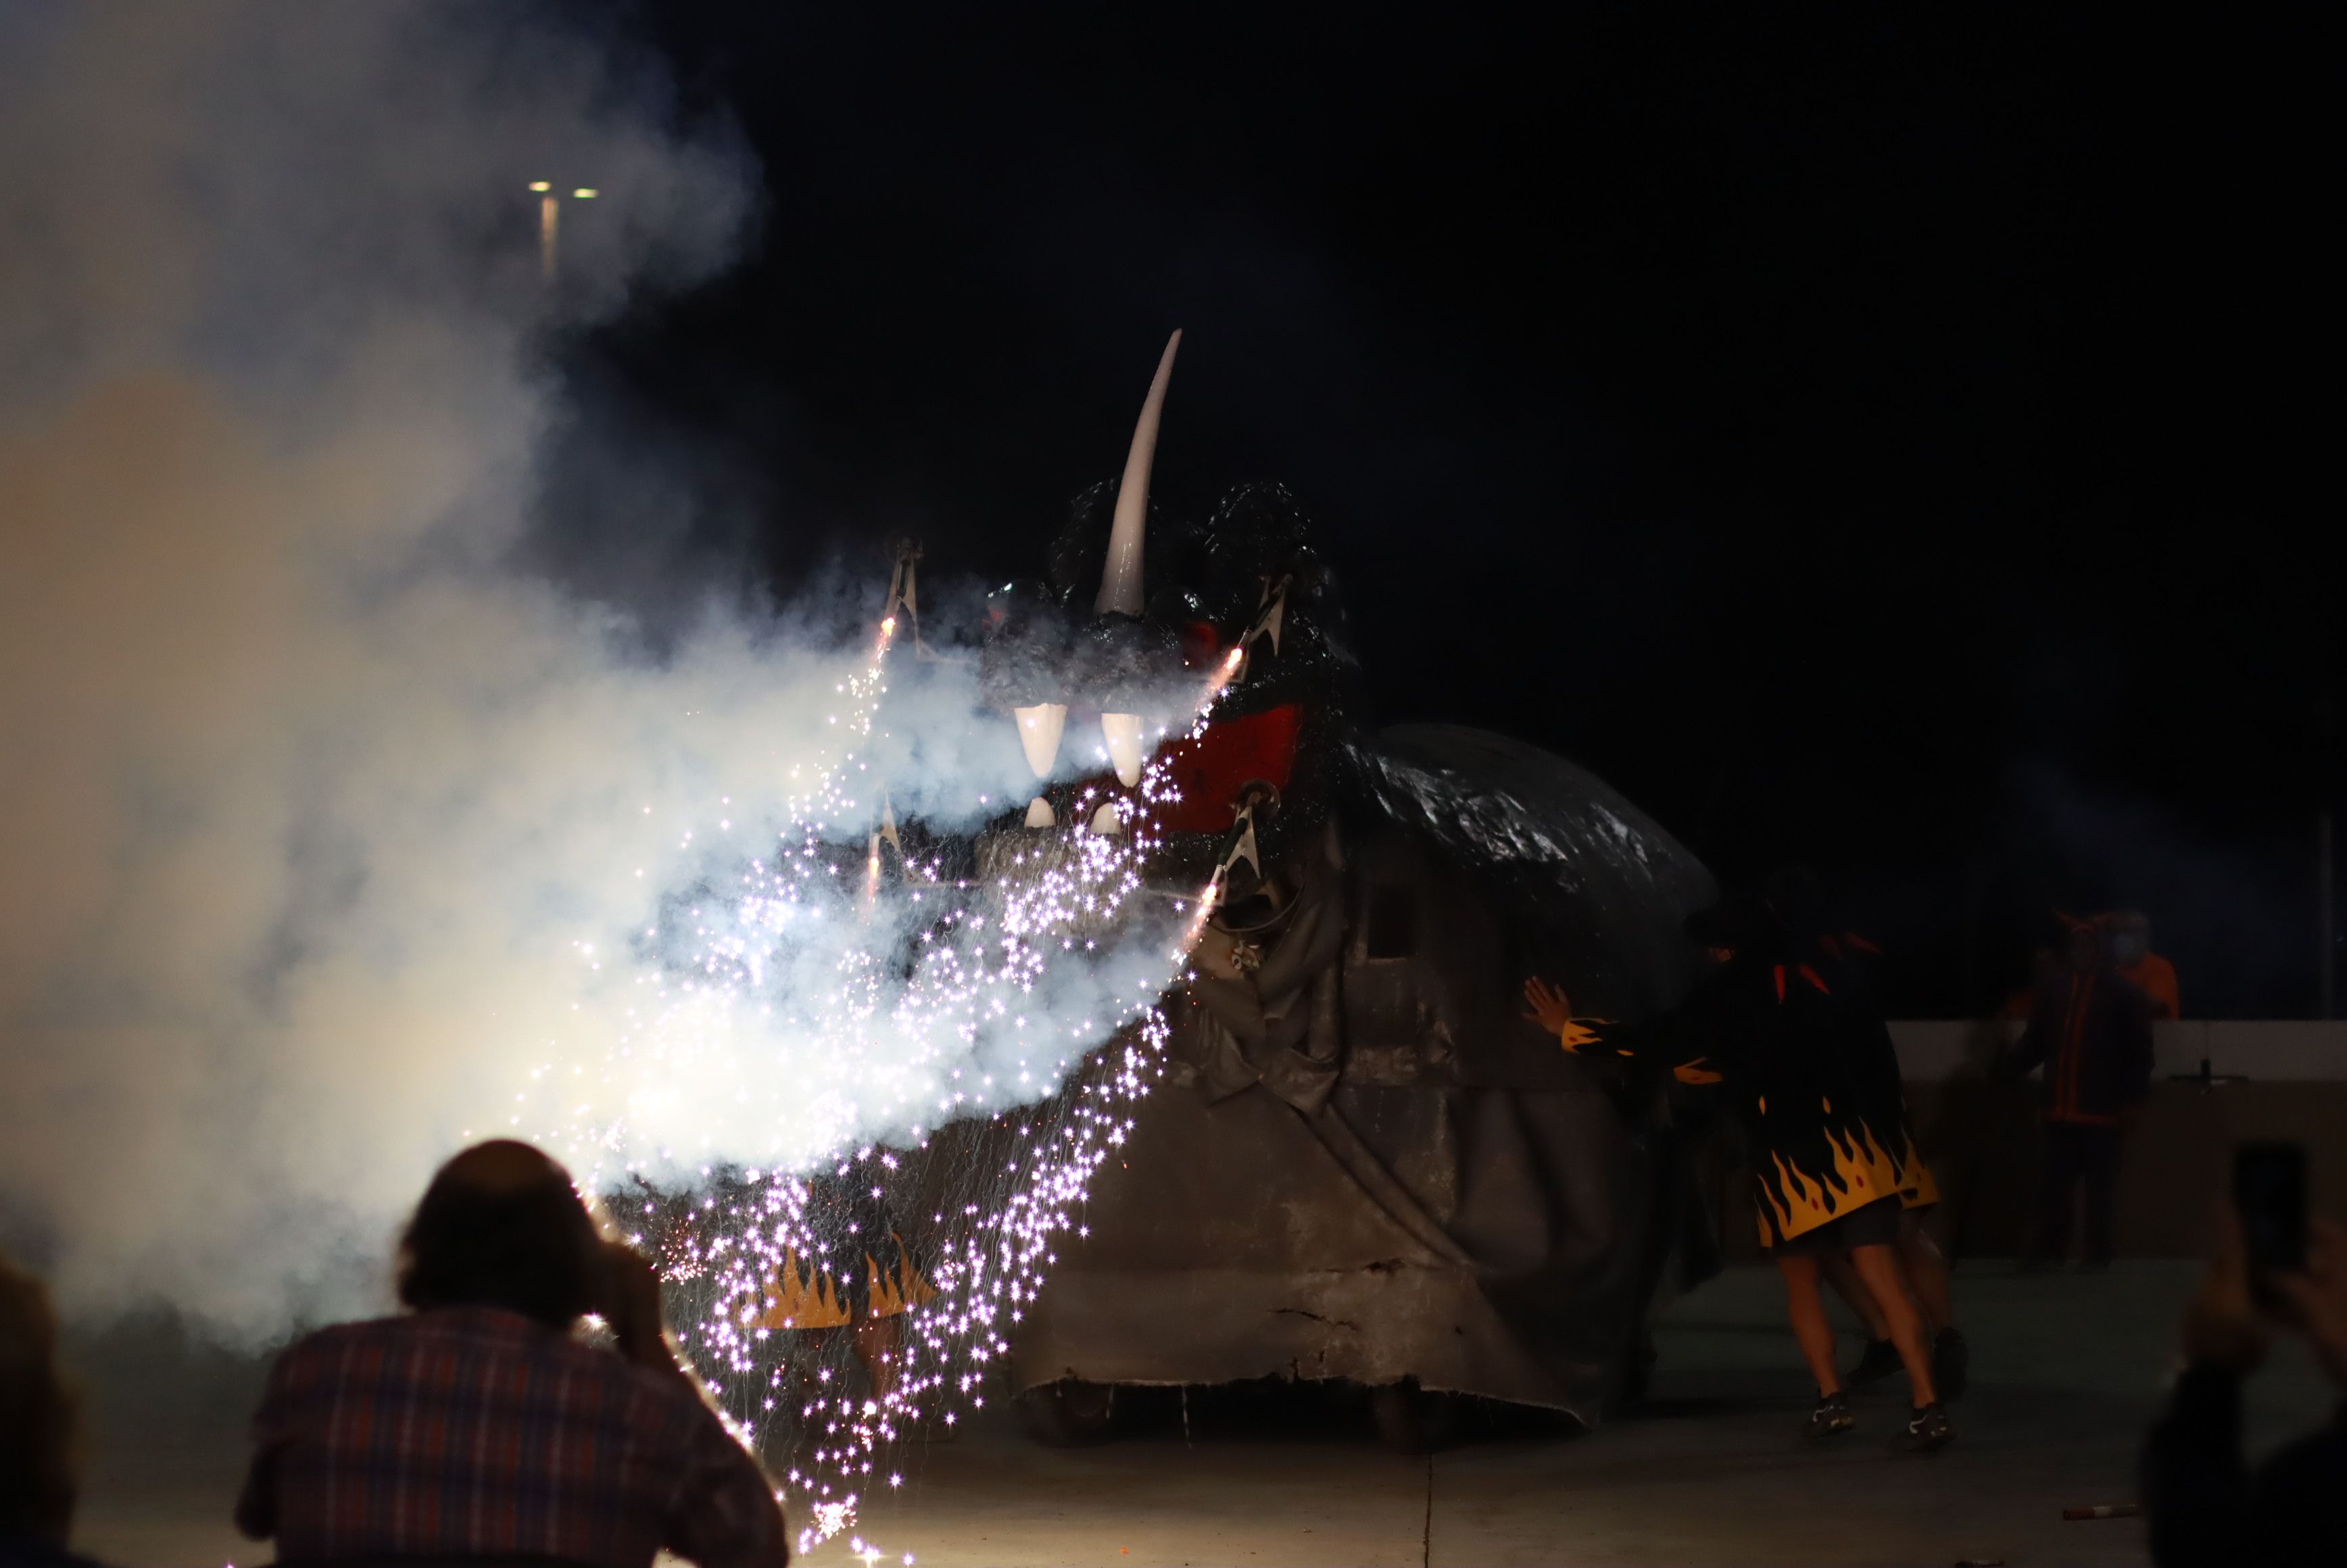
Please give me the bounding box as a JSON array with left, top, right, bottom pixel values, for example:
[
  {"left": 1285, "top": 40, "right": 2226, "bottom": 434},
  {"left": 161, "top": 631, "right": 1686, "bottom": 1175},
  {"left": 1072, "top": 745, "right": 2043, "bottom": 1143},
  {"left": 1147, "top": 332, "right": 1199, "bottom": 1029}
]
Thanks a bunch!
[{"left": 0, "top": 1, "right": 1149, "bottom": 1335}]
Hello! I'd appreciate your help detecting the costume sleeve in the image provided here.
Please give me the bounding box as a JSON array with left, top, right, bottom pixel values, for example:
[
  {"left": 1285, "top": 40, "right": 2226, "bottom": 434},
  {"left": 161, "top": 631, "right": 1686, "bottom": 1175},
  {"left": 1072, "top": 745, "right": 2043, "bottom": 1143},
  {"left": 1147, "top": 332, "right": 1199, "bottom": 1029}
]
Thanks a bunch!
[
  {"left": 1555, "top": 1013, "right": 1724, "bottom": 1085},
  {"left": 2140, "top": 1362, "right": 2250, "bottom": 1567},
  {"left": 664, "top": 1404, "right": 791, "bottom": 1568}
]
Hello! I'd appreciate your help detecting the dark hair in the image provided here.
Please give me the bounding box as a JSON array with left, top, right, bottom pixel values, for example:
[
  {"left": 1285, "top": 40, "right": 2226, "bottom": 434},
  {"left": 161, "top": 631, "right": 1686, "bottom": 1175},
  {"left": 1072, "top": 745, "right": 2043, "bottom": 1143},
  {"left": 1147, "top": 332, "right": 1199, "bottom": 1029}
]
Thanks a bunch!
[
  {"left": 396, "top": 1163, "right": 599, "bottom": 1328},
  {"left": 0, "top": 1251, "right": 76, "bottom": 1543}
]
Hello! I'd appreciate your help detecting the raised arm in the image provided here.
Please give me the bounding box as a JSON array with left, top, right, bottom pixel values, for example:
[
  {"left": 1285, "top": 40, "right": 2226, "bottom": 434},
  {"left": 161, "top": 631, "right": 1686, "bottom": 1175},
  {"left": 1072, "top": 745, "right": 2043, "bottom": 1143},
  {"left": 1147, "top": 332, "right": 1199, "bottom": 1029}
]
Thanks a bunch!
[
  {"left": 600, "top": 1241, "right": 696, "bottom": 1384},
  {"left": 666, "top": 1411, "right": 792, "bottom": 1568},
  {"left": 233, "top": 1443, "right": 281, "bottom": 1541},
  {"left": 2142, "top": 1214, "right": 2263, "bottom": 1565},
  {"left": 1521, "top": 976, "right": 1724, "bottom": 1084},
  {"left": 235, "top": 1343, "right": 299, "bottom": 1541},
  {"left": 602, "top": 1241, "right": 790, "bottom": 1568}
]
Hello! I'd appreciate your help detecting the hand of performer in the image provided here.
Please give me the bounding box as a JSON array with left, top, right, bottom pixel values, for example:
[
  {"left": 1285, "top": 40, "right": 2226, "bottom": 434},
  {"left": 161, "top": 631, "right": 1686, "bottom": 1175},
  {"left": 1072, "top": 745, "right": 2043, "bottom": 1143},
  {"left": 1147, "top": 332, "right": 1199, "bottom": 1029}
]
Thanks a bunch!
[
  {"left": 2181, "top": 1208, "right": 2267, "bottom": 1373},
  {"left": 1522, "top": 976, "right": 1574, "bottom": 1039},
  {"left": 2272, "top": 1217, "right": 2347, "bottom": 1389}
]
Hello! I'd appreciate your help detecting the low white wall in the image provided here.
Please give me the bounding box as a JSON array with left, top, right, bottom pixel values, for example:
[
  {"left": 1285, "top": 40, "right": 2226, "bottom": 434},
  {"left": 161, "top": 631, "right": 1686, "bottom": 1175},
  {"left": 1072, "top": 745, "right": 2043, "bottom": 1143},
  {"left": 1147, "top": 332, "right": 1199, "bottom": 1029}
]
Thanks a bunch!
[{"left": 1890, "top": 1020, "right": 2347, "bottom": 1083}]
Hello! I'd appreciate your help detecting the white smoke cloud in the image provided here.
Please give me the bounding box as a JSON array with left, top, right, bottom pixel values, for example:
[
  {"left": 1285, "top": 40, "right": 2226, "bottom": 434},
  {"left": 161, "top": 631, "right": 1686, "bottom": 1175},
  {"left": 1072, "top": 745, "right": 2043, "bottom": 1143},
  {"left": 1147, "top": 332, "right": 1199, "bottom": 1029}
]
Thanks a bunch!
[{"left": 0, "top": 1, "right": 1178, "bottom": 1336}]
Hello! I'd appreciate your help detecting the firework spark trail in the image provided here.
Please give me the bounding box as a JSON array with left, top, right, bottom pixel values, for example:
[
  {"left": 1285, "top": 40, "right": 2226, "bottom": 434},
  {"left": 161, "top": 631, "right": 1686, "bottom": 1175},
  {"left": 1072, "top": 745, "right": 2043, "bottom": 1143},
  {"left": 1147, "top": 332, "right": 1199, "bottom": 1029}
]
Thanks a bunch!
[{"left": 550, "top": 619, "right": 1232, "bottom": 1554}]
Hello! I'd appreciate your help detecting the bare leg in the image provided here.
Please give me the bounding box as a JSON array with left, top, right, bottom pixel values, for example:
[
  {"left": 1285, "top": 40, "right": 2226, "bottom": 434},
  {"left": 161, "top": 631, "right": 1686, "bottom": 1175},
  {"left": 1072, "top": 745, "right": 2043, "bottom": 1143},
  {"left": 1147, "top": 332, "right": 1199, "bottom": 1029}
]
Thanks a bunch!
[
  {"left": 1821, "top": 1250, "right": 1890, "bottom": 1340},
  {"left": 1849, "top": 1242, "right": 1939, "bottom": 1406},
  {"left": 1775, "top": 1254, "right": 1843, "bottom": 1396},
  {"left": 1898, "top": 1212, "right": 1954, "bottom": 1336}
]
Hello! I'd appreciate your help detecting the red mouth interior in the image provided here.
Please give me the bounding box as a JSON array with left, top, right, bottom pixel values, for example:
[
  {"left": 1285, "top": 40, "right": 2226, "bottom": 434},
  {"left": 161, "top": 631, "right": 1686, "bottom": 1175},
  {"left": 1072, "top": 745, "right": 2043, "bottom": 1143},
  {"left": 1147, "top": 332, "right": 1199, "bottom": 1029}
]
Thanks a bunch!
[{"left": 1151, "top": 703, "right": 1301, "bottom": 835}]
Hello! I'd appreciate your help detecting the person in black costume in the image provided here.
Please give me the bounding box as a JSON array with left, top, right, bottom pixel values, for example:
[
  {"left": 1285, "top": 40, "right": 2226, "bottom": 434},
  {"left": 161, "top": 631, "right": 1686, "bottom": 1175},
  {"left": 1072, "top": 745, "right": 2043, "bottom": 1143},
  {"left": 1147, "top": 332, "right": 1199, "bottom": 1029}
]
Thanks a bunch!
[
  {"left": 2142, "top": 1211, "right": 2347, "bottom": 1565},
  {"left": 1525, "top": 898, "right": 1952, "bottom": 1449},
  {"left": 1764, "top": 868, "right": 1966, "bottom": 1400}
]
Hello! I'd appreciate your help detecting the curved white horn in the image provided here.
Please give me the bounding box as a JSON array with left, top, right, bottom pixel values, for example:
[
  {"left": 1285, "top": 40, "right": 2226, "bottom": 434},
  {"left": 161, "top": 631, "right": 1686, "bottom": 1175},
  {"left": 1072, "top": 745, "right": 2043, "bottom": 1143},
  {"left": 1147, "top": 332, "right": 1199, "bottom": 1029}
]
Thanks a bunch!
[{"left": 1095, "top": 329, "right": 1182, "bottom": 617}]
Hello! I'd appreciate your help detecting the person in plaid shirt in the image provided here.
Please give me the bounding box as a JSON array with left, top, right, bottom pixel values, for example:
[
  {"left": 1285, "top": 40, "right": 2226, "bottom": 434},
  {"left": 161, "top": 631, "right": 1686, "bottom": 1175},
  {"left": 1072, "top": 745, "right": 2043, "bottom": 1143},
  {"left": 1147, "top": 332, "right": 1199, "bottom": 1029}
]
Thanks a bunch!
[{"left": 235, "top": 1141, "right": 788, "bottom": 1568}]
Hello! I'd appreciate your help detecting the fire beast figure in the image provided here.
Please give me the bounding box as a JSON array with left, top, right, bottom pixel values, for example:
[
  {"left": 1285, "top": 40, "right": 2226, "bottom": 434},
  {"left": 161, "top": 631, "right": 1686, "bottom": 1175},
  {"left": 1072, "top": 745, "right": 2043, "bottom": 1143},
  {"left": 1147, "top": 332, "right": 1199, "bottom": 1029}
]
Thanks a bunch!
[{"left": 976, "top": 333, "right": 1720, "bottom": 1445}]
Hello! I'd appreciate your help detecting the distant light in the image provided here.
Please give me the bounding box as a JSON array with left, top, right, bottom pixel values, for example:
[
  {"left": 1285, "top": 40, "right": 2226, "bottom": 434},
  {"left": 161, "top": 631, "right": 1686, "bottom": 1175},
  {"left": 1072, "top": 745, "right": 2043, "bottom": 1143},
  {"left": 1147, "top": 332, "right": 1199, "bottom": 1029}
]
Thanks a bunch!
[
  {"left": 573, "top": 187, "right": 598, "bottom": 199},
  {"left": 527, "top": 180, "right": 551, "bottom": 192}
]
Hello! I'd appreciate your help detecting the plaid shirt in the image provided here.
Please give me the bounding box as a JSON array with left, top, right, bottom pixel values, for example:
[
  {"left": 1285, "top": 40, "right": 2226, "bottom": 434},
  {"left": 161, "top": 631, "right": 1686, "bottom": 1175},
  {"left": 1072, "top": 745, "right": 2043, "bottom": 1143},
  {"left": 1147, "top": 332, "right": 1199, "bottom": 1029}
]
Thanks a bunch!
[{"left": 238, "top": 1307, "right": 786, "bottom": 1568}]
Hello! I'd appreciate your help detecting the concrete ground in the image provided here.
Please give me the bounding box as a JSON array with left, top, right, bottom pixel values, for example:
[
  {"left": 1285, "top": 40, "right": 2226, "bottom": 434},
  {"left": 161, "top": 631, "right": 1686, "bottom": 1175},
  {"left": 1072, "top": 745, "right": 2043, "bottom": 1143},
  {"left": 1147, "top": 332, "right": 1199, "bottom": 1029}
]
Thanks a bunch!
[{"left": 67, "top": 1260, "right": 2340, "bottom": 1568}]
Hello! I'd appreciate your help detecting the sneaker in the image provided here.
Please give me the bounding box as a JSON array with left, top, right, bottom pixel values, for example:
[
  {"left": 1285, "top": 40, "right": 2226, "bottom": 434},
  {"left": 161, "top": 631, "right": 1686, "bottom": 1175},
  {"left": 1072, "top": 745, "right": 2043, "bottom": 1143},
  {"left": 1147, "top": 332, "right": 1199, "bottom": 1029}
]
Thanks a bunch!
[
  {"left": 1806, "top": 1392, "right": 1856, "bottom": 1440},
  {"left": 1845, "top": 1337, "right": 1902, "bottom": 1387},
  {"left": 1933, "top": 1327, "right": 1970, "bottom": 1401},
  {"left": 1903, "top": 1400, "right": 1954, "bottom": 1452}
]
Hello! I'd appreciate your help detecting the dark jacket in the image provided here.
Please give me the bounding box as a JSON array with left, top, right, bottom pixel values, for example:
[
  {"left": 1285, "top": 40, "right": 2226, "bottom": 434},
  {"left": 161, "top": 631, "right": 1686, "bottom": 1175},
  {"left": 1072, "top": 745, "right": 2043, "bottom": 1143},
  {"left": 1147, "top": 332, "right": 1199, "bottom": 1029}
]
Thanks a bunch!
[
  {"left": 2006, "top": 966, "right": 2155, "bottom": 1123},
  {"left": 2142, "top": 1362, "right": 2346, "bottom": 1565},
  {"left": 1812, "top": 935, "right": 1938, "bottom": 1206}
]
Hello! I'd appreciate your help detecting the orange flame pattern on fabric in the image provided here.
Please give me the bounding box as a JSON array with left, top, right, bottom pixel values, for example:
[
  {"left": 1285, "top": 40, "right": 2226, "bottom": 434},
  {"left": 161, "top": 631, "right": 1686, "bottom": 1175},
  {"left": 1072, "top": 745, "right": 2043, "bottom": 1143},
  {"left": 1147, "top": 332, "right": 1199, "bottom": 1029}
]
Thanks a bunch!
[
  {"left": 863, "top": 1242, "right": 938, "bottom": 1318},
  {"left": 1559, "top": 1020, "right": 1605, "bottom": 1052},
  {"left": 754, "top": 1237, "right": 937, "bottom": 1331},
  {"left": 1542, "top": 989, "right": 1941, "bottom": 1242},
  {"left": 1895, "top": 1134, "right": 1940, "bottom": 1209},
  {"left": 1755, "top": 1119, "right": 1908, "bottom": 1247}
]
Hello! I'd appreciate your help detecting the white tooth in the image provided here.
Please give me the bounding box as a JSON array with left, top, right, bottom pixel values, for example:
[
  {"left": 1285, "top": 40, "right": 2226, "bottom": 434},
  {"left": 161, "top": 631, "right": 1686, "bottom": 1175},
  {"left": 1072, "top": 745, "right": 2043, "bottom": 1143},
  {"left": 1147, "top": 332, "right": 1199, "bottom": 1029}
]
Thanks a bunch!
[
  {"left": 1100, "top": 712, "right": 1145, "bottom": 787},
  {"left": 1088, "top": 800, "right": 1122, "bottom": 835},
  {"left": 1013, "top": 703, "right": 1067, "bottom": 780},
  {"left": 1023, "top": 795, "right": 1057, "bottom": 829}
]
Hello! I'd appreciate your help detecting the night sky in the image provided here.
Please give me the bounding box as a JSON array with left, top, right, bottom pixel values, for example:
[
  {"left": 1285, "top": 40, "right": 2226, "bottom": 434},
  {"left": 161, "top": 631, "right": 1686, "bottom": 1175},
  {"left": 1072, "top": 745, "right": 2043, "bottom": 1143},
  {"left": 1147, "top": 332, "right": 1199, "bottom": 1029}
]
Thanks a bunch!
[{"left": 544, "top": 3, "right": 2332, "bottom": 1016}]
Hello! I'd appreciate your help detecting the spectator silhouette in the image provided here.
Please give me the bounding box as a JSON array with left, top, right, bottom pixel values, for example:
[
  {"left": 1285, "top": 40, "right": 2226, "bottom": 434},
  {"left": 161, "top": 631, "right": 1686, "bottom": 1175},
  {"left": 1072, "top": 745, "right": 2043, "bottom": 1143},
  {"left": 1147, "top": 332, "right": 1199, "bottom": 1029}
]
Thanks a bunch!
[
  {"left": 0, "top": 1251, "right": 107, "bottom": 1568},
  {"left": 237, "top": 1140, "right": 788, "bottom": 1568},
  {"left": 2006, "top": 918, "right": 2155, "bottom": 1267},
  {"left": 2143, "top": 1211, "right": 2347, "bottom": 1563}
]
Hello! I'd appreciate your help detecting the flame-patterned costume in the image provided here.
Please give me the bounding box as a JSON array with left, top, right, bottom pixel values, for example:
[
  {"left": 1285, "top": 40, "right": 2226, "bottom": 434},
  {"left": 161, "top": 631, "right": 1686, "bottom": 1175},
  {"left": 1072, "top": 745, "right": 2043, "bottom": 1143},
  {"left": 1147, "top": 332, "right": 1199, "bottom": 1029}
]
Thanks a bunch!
[
  {"left": 753, "top": 1173, "right": 934, "bottom": 1330},
  {"left": 633, "top": 1170, "right": 934, "bottom": 1332},
  {"left": 752, "top": 1233, "right": 936, "bottom": 1332},
  {"left": 1555, "top": 953, "right": 1931, "bottom": 1248},
  {"left": 1813, "top": 930, "right": 1939, "bottom": 1213}
]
